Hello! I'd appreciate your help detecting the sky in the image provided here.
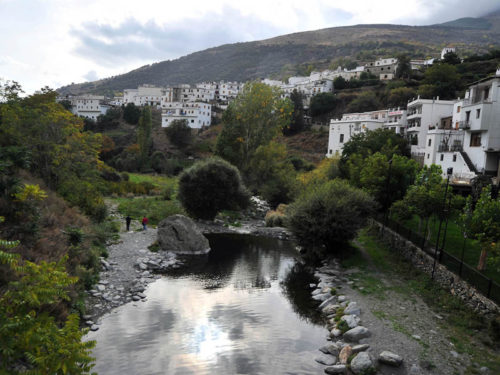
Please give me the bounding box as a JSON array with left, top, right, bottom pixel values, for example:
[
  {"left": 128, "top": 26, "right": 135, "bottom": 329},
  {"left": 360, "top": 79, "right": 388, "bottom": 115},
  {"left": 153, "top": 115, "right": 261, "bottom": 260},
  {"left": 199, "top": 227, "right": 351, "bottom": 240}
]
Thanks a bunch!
[{"left": 0, "top": 0, "right": 499, "bottom": 94}]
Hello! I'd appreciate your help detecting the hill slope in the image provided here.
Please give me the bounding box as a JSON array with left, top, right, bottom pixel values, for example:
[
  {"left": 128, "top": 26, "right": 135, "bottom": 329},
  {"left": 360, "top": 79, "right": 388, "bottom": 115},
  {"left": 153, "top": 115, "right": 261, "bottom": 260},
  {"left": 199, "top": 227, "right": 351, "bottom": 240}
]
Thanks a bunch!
[{"left": 58, "top": 12, "right": 500, "bottom": 96}]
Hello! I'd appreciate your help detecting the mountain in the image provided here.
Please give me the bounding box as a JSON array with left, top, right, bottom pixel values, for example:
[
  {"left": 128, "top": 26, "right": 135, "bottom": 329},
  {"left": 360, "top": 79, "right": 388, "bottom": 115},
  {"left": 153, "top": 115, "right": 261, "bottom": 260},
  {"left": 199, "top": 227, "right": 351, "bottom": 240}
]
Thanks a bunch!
[{"left": 58, "top": 12, "right": 500, "bottom": 96}]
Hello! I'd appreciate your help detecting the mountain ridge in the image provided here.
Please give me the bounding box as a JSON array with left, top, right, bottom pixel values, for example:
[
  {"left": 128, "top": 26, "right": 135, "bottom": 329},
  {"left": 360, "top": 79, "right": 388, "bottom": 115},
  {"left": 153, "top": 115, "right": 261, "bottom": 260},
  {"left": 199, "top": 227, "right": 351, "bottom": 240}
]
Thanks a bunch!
[{"left": 58, "top": 12, "right": 500, "bottom": 96}]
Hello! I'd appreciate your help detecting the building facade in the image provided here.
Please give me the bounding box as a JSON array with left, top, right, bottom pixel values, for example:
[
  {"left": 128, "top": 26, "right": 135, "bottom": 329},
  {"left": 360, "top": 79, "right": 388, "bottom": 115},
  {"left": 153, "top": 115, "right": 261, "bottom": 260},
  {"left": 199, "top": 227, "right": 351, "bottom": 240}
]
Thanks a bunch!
[{"left": 161, "top": 102, "right": 212, "bottom": 129}]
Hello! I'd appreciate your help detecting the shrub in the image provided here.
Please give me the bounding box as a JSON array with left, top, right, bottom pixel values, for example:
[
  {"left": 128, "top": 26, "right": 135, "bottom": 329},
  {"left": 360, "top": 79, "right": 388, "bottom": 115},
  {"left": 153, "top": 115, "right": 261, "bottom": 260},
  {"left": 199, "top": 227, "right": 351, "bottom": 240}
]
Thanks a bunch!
[
  {"left": 178, "top": 158, "right": 250, "bottom": 220},
  {"left": 164, "top": 119, "right": 192, "bottom": 147},
  {"left": 265, "top": 204, "right": 287, "bottom": 227},
  {"left": 287, "top": 179, "right": 376, "bottom": 253}
]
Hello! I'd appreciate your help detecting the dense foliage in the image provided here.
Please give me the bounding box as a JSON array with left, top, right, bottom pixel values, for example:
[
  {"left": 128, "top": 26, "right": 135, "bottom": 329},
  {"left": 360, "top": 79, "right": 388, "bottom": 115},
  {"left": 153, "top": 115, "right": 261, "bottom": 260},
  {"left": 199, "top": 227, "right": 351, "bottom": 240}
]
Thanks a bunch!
[
  {"left": 178, "top": 158, "right": 250, "bottom": 220},
  {"left": 164, "top": 119, "right": 192, "bottom": 147},
  {"left": 287, "top": 179, "right": 376, "bottom": 253}
]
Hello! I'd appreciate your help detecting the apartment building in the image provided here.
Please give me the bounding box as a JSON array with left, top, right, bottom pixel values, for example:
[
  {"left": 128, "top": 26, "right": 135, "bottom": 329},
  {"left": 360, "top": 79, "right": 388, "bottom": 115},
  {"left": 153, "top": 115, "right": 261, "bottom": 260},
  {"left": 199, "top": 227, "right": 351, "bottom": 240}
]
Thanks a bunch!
[
  {"left": 161, "top": 102, "right": 212, "bottom": 129},
  {"left": 123, "top": 85, "right": 164, "bottom": 107}
]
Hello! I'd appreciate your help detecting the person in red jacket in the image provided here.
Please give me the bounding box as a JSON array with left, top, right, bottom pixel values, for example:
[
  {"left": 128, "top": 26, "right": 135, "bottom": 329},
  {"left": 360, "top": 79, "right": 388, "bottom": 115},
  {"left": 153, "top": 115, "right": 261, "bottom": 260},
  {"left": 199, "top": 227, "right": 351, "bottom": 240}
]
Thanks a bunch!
[{"left": 142, "top": 216, "right": 149, "bottom": 231}]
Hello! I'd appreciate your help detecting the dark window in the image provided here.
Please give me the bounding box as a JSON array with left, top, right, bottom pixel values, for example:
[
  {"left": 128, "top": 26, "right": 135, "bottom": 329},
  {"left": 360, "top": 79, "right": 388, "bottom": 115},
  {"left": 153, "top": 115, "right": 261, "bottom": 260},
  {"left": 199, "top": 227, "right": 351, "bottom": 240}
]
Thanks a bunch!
[
  {"left": 484, "top": 87, "right": 490, "bottom": 100},
  {"left": 329, "top": 149, "right": 333, "bottom": 154},
  {"left": 440, "top": 154, "right": 444, "bottom": 161},
  {"left": 476, "top": 109, "right": 481, "bottom": 119},
  {"left": 466, "top": 111, "right": 471, "bottom": 122},
  {"left": 427, "top": 154, "right": 430, "bottom": 159},
  {"left": 453, "top": 154, "right": 457, "bottom": 162},
  {"left": 428, "top": 139, "right": 432, "bottom": 146},
  {"left": 340, "top": 134, "right": 344, "bottom": 143},
  {"left": 470, "top": 133, "right": 481, "bottom": 147}
]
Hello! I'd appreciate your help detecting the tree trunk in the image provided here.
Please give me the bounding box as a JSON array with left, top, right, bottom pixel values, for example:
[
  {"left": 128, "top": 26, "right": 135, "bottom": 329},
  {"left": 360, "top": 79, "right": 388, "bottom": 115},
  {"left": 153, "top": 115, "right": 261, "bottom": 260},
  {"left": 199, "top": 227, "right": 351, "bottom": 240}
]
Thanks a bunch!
[{"left": 477, "top": 248, "right": 488, "bottom": 271}]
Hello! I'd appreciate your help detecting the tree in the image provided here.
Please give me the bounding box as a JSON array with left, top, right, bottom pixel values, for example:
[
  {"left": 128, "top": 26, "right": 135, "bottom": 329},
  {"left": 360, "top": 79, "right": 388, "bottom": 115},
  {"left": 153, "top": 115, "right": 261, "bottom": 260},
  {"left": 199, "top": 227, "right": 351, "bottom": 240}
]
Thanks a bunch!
[
  {"left": 137, "top": 106, "right": 152, "bottom": 169},
  {"left": 178, "top": 158, "right": 250, "bottom": 220},
  {"left": 123, "top": 102, "right": 141, "bottom": 124},
  {"left": 165, "top": 119, "right": 192, "bottom": 147},
  {"left": 423, "top": 63, "right": 461, "bottom": 100},
  {"left": 388, "top": 87, "right": 416, "bottom": 107},
  {"left": 460, "top": 187, "right": 500, "bottom": 271},
  {"left": 287, "top": 179, "right": 376, "bottom": 252},
  {"left": 395, "top": 54, "right": 412, "bottom": 79},
  {"left": 349, "top": 153, "right": 418, "bottom": 210},
  {"left": 215, "top": 82, "right": 292, "bottom": 171},
  {"left": 247, "top": 142, "right": 297, "bottom": 206},
  {"left": 442, "top": 51, "right": 461, "bottom": 65},
  {"left": 333, "top": 76, "right": 347, "bottom": 90},
  {"left": 283, "top": 89, "right": 305, "bottom": 135},
  {"left": 346, "top": 92, "right": 382, "bottom": 113},
  {"left": 310, "top": 92, "right": 338, "bottom": 117}
]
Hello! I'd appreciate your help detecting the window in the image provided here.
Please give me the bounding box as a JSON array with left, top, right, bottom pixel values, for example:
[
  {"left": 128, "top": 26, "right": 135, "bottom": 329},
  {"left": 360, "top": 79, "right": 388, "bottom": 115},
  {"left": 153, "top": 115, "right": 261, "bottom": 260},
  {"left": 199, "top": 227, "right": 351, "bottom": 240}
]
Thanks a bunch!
[
  {"left": 428, "top": 139, "right": 432, "bottom": 146},
  {"left": 457, "top": 106, "right": 461, "bottom": 113},
  {"left": 440, "top": 154, "right": 444, "bottom": 161},
  {"left": 476, "top": 109, "right": 481, "bottom": 119},
  {"left": 329, "top": 149, "right": 333, "bottom": 154},
  {"left": 470, "top": 133, "right": 482, "bottom": 147},
  {"left": 466, "top": 111, "right": 471, "bottom": 122},
  {"left": 427, "top": 154, "right": 430, "bottom": 159},
  {"left": 484, "top": 87, "right": 490, "bottom": 100},
  {"left": 339, "top": 134, "right": 344, "bottom": 143},
  {"left": 453, "top": 154, "right": 457, "bottom": 162}
]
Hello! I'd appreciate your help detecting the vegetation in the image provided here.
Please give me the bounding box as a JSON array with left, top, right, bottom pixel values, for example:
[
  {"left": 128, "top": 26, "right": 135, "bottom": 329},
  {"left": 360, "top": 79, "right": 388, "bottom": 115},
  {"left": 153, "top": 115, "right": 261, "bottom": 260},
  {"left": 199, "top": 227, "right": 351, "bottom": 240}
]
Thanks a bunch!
[
  {"left": 164, "top": 119, "right": 192, "bottom": 147},
  {"left": 287, "top": 179, "right": 376, "bottom": 253},
  {"left": 178, "top": 158, "right": 250, "bottom": 220}
]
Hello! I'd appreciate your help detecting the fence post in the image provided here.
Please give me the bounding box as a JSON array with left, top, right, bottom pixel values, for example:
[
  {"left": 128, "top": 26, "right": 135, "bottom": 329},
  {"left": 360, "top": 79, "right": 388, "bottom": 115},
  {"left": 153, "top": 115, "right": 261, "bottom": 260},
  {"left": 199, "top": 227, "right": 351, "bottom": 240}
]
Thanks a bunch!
[{"left": 487, "top": 279, "right": 492, "bottom": 299}]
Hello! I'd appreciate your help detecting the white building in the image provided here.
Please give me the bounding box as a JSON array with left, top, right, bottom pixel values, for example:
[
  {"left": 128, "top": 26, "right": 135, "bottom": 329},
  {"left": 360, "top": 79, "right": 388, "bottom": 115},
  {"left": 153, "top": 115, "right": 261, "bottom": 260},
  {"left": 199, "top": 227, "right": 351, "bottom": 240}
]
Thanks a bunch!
[
  {"left": 365, "top": 58, "right": 398, "bottom": 80},
  {"left": 123, "top": 85, "right": 165, "bottom": 107},
  {"left": 161, "top": 102, "right": 212, "bottom": 129},
  {"left": 384, "top": 108, "right": 407, "bottom": 135},
  {"left": 63, "top": 95, "right": 108, "bottom": 120},
  {"left": 406, "top": 97, "right": 455, "bottom": 162},
  {"left": 326, "top": 110, "right": 389, "bottom": 156}
]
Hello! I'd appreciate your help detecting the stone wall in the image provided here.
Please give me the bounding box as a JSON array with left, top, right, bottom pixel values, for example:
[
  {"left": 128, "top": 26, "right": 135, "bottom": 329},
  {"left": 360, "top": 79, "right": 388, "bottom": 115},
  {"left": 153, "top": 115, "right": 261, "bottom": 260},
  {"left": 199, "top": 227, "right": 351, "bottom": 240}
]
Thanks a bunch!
[{"left": 370, "top": 220, "right": 499, "bottom": 320}]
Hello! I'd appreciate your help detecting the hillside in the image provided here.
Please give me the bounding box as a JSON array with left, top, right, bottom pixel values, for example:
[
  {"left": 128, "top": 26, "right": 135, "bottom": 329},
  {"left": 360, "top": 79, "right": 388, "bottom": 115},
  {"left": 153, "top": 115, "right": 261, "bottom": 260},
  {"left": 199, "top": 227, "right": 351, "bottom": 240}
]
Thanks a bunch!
[{"left": 58, "top": 11, "right": 500, "bottom": 96}]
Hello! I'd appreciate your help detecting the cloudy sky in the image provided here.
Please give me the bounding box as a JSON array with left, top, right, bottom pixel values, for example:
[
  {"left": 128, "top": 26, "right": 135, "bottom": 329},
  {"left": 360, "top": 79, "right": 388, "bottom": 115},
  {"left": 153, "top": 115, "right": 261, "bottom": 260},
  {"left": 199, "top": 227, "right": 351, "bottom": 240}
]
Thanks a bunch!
[{"left": 0, "top": 0, "right": 498, "bottom": 94}]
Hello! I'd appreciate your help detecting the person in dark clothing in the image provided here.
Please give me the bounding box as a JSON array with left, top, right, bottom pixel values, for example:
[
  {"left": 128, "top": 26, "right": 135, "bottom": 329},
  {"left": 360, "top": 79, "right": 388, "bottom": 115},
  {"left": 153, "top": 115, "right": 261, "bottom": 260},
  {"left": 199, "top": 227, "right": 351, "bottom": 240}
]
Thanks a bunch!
[
  {"left": 142, "top": 216, "right": 149, "bottom": 231},
  {"left": 126, "top": 215, "right": 131, "bottom": 231}
]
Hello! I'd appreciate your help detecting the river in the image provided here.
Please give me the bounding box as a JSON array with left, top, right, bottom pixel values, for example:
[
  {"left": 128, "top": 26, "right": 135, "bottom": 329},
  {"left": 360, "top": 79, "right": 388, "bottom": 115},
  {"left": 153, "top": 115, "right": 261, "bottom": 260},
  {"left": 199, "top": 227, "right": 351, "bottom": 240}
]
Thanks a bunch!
[{"left": 87, "top": 233, "right": 327, "bottom": 375}]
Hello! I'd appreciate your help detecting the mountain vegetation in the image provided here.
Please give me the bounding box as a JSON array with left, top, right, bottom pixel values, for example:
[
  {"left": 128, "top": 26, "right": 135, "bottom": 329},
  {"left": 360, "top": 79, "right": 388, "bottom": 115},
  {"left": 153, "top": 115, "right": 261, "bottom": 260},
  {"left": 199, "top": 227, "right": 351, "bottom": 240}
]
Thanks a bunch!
[{"left": 57, "top": 11, "right": 500, "bottom": 96}]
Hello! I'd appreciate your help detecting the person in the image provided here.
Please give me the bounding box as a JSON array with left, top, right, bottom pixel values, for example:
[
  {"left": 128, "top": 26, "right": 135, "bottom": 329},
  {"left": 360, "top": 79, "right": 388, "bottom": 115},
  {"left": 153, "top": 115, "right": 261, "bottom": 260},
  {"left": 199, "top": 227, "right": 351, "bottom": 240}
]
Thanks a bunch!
[
  {"left": 125, "top": 215, "right": 131, "bottom": 231},
  {"left": 142, "top": 216, "right": 149, "bottom": 231}
]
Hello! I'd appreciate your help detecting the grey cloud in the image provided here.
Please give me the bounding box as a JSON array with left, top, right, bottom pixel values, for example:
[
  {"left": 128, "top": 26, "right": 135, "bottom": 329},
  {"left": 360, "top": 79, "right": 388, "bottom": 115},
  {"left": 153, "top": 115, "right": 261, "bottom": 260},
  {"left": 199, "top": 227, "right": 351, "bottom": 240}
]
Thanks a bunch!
[{"left": 71, "top": 7, "right": 283, "bottom": 66}]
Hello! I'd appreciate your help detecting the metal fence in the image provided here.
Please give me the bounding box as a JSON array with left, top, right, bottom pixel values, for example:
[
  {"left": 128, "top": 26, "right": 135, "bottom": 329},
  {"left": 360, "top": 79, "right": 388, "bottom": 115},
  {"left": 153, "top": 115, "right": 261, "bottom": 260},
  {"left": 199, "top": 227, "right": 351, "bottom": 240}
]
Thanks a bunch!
[{"left": 377, "top": 215, "right": 500, "bottom": 305}]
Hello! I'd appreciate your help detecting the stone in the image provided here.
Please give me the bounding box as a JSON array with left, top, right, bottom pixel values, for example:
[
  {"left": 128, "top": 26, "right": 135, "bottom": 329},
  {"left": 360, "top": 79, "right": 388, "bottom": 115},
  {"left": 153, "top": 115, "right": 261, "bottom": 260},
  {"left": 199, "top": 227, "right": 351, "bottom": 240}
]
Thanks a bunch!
[
  {"left": 85, "top": 320, "right": 94, "bottom": 326},
  {"left": 82, "top": 314, "right": 92, "bottom": 320},
  {"left": 350, "top": 352, "right": 374, "bottom": 374},
  {"left": 319, "top": 296, "right": 337, "bottom": 309},
  {"left": 312, "top": 288, "right": 323, "bottom": 296},
  {"left": 90, "top": 325, "right": 99, "bottom": 331},
  {"left": 343, "top": 326, "right": 371, "bottom": 342},
  {"left": 343, "top": 302, "right": 361, "bottom": 316},
  {"left": 319, "top": 345, "right": 331, "bottom": 354},
  {"left": 330, "top": 328, "right": 342, "bottom": 338},
  {"left": 341, "top": 314, "right": 360, "bottom": 329},
  {"left": 98, "top": 280, "right": 109, "bottom": 285},
  {"left": 337, "top": 295, "right": 347, "bottom": 302},
  {"left": 324, "top": 365, "right": 347, "bottom": 374},
  {"left": 309, "top": 283, "right": 317, "bottom": 288},
  {"left": 320, "top": 343, "right": 340, "bottom": 356},
  {"left": 132, "top": 295, "right": 141, "bottom": 301},
  {"left": 157, "top": 215, "right": 210, "bottom": 254},
  {"left": 412, "top": 334, "right": 421, "bottom": 340},
  {"left": 378, "top": 351, "right": 403, "bottom": 367},
  {"left": 137, "top": 292, "right": 146, "bottom": 299},
  {"left": 323, "top": 304, "right": 339, "bottom": 315},
  {"left": 338, "top": 345, "right": 352, "bottom": 364},
  {"left": 96, "top": 284, "right": 105, "bottom": 292},
  {"left": 139, "top": 263, "right": 148, "bottom": 270},
  {"left": 315, "top": 355, "right": 337, "bottom": 366},
  {"left": 352, "top": 344, "right": 370, "bottom": 353},
  {"left": 313, "top": 293, "right": 331, "bottom": 302},
  {"left": 450, "top": 350, "right": 459, "bottom": 359},
  {"left": 409, "top": 364, "right": 423, "bottom": 374}
]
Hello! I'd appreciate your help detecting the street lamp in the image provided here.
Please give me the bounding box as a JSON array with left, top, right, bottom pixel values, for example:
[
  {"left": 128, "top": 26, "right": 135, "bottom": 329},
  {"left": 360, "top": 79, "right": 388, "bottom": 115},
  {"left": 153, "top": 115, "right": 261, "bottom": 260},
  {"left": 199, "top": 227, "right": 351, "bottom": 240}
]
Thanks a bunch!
[{"left": 431, "top": 167, "right": 453, "bottom": 279}]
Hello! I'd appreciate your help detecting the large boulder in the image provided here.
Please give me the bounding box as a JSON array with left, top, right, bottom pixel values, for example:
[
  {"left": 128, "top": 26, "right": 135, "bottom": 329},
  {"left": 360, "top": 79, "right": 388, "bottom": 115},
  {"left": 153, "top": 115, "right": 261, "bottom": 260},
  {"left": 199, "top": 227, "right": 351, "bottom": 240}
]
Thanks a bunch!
[
  {"left": 350, "top": 352, "right": 375, "bottom": 374},
  {"left": 157, "top": 215, "right": 210, "bottom": 254}
]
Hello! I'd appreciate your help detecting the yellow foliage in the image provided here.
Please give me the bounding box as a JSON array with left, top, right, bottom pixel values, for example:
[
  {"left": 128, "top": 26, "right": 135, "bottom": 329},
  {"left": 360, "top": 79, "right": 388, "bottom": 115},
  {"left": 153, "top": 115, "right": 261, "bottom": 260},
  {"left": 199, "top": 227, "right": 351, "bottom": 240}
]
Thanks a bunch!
[
  {"left": 298, "top": 157, "right": 339, "bottom": 189},
  {"left": 14, "top": 184, "right": 48, "bottom": 202}
]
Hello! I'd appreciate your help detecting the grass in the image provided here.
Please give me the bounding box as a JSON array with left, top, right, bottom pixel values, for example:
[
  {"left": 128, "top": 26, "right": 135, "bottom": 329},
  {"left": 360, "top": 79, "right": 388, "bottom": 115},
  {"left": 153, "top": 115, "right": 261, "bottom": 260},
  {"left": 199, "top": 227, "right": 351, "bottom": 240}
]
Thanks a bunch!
[
  {"left": 348, "top": 228, "right": 500, "bottom": 375},
  {"left": 111, "top": 196, "right": 184, "bottom": 226},
  {"left": 128, "top": 173, "right": 178, "bottom": 191},
  {"left": 393, "top": 213, "right": 500, "bottom": 284}
]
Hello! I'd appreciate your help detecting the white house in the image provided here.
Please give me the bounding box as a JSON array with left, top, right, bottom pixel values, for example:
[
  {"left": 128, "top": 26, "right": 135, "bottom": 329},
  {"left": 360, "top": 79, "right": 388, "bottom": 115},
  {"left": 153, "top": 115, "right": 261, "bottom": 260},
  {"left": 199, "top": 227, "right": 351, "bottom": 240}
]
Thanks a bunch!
[
  {"left": 123, "top": 85, "right": 165, "bottom": 107},
  {"left": 384, "top": 108, "right": 407, "bottom": 135},
  {"left": 406, "top": 97, "right": 455, "bottom": 163},
  {"left": 326, "top": 110, "right": 389, "bottom": 156},
  {"left": 161, "top": 102, "right": 212, "bottom": 129},
  {"left": 64, "top": 95, "right": 108, "bottom": 120},
  {"left": 441, "top": 47, "right": 456, "bottom": 60}
]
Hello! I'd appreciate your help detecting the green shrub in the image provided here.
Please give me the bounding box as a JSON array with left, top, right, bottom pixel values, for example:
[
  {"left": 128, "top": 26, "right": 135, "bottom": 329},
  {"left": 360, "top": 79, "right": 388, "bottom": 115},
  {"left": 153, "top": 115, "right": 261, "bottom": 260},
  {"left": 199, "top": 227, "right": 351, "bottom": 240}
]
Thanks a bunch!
[
  {"left": 164, "top": 119, "right": 192, "bottom": 147},
  {"left": 265, "top": 204, "right": 288, "bottom": 227},
  {"left": 287, "top": 179, "right": 375, "bottom": 253},
  {"left": 178, "top": 158, "right": 250, "bottom": 220},
  {"left": 337, "top": 319, "right": 350, "bottom": 333}
]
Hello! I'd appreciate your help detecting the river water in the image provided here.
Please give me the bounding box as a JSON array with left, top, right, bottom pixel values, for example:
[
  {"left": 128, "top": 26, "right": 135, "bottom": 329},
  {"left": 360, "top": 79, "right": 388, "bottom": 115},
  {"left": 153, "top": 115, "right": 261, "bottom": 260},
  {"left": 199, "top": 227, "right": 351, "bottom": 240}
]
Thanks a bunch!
[{"left": 87, "top": 234, "right": 327, "bottom": 375}]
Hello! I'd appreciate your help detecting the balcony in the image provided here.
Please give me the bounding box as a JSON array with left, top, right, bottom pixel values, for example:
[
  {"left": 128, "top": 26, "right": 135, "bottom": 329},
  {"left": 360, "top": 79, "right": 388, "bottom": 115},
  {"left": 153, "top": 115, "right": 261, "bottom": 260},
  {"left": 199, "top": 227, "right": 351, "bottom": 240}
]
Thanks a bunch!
[
  {"left": 457, "top": 121, "right": 470, "bottom": 130},
  {"left": 438, "top": 143, "right": 463, "bottom": 152}
]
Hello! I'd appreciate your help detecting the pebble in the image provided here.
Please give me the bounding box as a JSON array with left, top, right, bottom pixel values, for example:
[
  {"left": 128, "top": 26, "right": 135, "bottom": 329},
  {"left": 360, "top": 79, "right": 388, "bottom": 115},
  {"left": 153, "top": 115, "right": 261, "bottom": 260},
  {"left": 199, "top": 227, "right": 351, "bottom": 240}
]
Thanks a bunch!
[
  {"left": 324, "top": 365, "right": 347, "bottom": 374},
  {"left": 378, "top": 351, "right": 403, "bottom": 367},
  {"left": 90, "top": 325, "right": 99, "bottom": 331},
  {"left": 412, "top": 334, "right": 421, "bottom": 340},
  {"left": 132, "top": 295, "right": 141, "bottom": 301}
]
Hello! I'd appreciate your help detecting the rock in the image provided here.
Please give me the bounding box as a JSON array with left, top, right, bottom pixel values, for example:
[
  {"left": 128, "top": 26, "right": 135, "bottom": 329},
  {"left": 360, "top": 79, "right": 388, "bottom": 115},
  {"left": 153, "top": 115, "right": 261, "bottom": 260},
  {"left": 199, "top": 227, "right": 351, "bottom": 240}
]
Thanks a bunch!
[
  {"left": 313, "top": 293, "right": 331, "bottom": 302},
  {"left": 412, "top": 334, "right": 421, "bottom": 340},
  {"left": 312, "top": 288, "right": 323, "bottom": 296},
  {"left": 378, "top": 351, "right": 403, "bottom": 367},
  {"left": 90, "top": 325, "right": 99, "bottom": 331},
  {"left": 479, "top": 366, "right": 489, "bottom": 373},
  {"left": 350, "top": 352, "right": 374, "bottom": 374},
  {"left": 340, "top": 314, "right": 360, "bottom": 329},
  {"left": 450, "top": 350, "right": 459, "bottom": 358},
  {"left": 338, "top": 345, "right": 352, "bottom": 364},
  {"left": 309, "top": 283, "right": 317, "bottom": 288},
  {"left": 409, "top": 364, "right": 423, "bottom": 374},
  {"left": 315, "top": 355, "right": 337, "bottom": 366},
  {"left": 352, "top": 344, "right": 370, "bottom": 353},
  {"left": 330, "top": 328, "right": 342, "bottom": 338},
  {"left": 157, "top": 215, "right": 210, "bottom": 254},
  {"left": 98, "top": 280, "right": 109, "bottom": 285},
  {"left": 85, "top": 320, "right": 94, "bottom": 326},
  {"left": 139, "top": 263, "right": 148, "bottom": 270},
  {"left": 137, "top": 292, "right": 146, "bottom": 299},
  {"left": 344, "top": 302, "right": 360, "bottom": 316},
  {"left": 132, "top": 295, "right": 141, "bottom": 301},
  {"left": 343, "top": 326, "right": 371, "bottom": 342},
  {"left": 96, "top": 284, "right": 105, "bottom": 292},
  {"left": 319, "top": 296, "right": 337, "bottom": 309},
  {"left": 324, "top": 365, "right": 347, "bottom": 374},
  {"left": 323, "top": 304, "right": 339, "bottom": 315},
  {"left": 82, "top": 314, "right": 92, "bottom": 320},
  {"left": 319, "top": 345, "right": 331, "bottom": 354},
  {"left": 337, "top": 295, "right": 347, "bottom": 302}
]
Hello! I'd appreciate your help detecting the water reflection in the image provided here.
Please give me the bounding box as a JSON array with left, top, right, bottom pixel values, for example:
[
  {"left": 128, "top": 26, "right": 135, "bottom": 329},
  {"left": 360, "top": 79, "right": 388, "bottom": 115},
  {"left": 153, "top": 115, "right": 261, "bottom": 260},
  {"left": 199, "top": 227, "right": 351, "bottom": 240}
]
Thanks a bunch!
[{"left": 88, "top": 234, "right": 326, "bottom": 375}]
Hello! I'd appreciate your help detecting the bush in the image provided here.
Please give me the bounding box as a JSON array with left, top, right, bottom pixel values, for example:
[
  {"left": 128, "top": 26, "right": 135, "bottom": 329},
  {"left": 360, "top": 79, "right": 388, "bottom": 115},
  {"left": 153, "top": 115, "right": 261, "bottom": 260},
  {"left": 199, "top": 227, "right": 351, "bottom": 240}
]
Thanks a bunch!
[
  {"left": 265, "top": 204, "right": 287, "bottom": 227},
  {"left": 164, "top": 119, "right": 192, "bottom": 147},
  {"left": 287, "top": 179, "right": 376, "bottom": 253},
  {"left": 178, "top": 158, "right": 250, "bottom": 220}
]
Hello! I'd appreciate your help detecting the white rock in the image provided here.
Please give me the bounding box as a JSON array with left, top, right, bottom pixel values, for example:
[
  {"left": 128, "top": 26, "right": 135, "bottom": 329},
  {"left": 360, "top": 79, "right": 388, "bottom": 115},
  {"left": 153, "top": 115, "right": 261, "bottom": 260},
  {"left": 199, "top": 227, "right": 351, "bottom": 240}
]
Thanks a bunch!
[
  {"left": 343, "top": 302, "right": 361, "bottom": 316},
  {"left": 343, "top": 326, "right": 371, "bottom": 342},
  {"left": 324, "top": 365, "right": 347, "bottom": 374},
  {"left": 378, "top": 351, "right": 403, "bottom": 367},
  {"left": 350, "top": 352, "right": 374, "bottom": 374},
  {"left": 315, "top": 355, "right": 337, "bottom": 366},
  {"left": 341, "top": 314, "right": 360, "bottom": 329}
]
